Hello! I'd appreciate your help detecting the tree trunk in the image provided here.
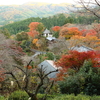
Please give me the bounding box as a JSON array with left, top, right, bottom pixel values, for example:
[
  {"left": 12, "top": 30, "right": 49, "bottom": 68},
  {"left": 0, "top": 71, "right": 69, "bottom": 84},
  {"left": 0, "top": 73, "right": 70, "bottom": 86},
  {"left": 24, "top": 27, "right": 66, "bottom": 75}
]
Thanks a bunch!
[
  {"left": 31, "top": 96, "right": 38, "bottom": 100},
  {"left": 29, "top": 94, "right": 38, "bottom": 100}
]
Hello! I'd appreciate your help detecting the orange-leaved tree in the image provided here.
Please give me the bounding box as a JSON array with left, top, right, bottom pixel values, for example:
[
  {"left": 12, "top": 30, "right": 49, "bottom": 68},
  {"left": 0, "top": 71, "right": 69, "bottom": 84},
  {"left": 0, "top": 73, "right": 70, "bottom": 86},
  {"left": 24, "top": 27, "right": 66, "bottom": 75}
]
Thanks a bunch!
[
  {"left": 32, "top": 38, "right": 40, "bottom": 49},
  {"left": 59, "top": 27, "right": 82, "bottom": 39},
  {"left": 55, "top": 50, "right": 100, "bottom": 80},
  {"left": 32, "top": 38, "right": 38, "bottom": 44},
  {"left": 27, "top": 30, "right": 40, "bottom": 38},
  {"left": 28, "top": 22, "right": 44, "bottom": 38},
  {"left": 69, "top": 35, "right": 100, "bottom": 50},
  {"left": 29, "top": 22, "right": 40, "bottom": 31},
  {"left": 51, "top": 26, "right": 61, "bottom": 38},
  {"left": 52, "top": 26, "right": 61, "bottom": 32}
]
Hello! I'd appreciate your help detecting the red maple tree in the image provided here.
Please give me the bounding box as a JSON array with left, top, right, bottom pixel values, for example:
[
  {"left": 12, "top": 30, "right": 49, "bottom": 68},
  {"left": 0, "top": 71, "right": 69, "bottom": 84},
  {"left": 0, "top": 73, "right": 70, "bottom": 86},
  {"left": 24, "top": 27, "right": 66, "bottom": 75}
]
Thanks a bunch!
[
  {"left": 52, "top": 26, "right": 61, "bottom": 32},
  {"left": 55, "top": 50, "right": 100, "bottom": 80},
  {"left": 27, "top": 30, "right": 39, "bottom": 38},
  {"left": 81, "top": 29, "right": 97, "bottom": 36},
  {"left": 29, "top": 22, "right": 40, "bottom": 31}
]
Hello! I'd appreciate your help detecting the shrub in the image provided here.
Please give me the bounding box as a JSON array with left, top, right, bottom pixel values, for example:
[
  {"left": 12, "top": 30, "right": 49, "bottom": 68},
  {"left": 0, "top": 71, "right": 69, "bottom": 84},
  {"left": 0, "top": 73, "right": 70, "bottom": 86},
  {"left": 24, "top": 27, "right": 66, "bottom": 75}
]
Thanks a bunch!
[
  {"left": 58, "top": 75, "right": 81, "bottom": 95},
  {"left": 37, "top": 94, "right": 45, "bottom": 99},
  {"left": 37, "top": 94, "right": 56, "bottom": 100},
  {"left": 0, "top": 96, "right": 6, "bottom": 100},
  {"left": 8, "top": 90, "right": 29, "bottom": 100},
  {"left": 58, "top": 60, "right": 100, "bottom": 96},
  {"left": 49, "top": 94, "right": 100, "bottom": 100}
]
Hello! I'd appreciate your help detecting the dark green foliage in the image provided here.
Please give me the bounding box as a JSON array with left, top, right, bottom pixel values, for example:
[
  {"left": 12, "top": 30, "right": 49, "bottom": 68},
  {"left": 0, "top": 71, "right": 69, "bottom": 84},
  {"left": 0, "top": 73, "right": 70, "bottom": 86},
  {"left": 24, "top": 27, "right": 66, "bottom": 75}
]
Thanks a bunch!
[
  {"left": 39, "top": 52, "right": 56, "bottom": 62},
  {"left": 65, "top": 16, "right": 74, "bottom": 23},
  {"left": 8, "top": 90, "right": 29, "bottom": 100},
  {"left": 58, "top": 60, "right": 100, "bottom": 96},
  {"left": 58, "top": 74, "right": 81, "bottom": 95},
  {"left": 20, "top": 40, "right": 31, "bottom": 53},
  {"left": 46, "top": 52, "right": 55, "bottom": 60},
  {"left": 79, "top": 61, "right": 100, "bottom": 95},
  {"left": 36, "top": 23, "right": 45, "bottom": 33},
  {"left": 52, "top": 32, "right": 59, "bottom": 38},
  {"left": 64, "top": 15, "right": 99, "bottom": 24},
  {"left": 0, "top": 17, "right": 41, "bottom": 35}
]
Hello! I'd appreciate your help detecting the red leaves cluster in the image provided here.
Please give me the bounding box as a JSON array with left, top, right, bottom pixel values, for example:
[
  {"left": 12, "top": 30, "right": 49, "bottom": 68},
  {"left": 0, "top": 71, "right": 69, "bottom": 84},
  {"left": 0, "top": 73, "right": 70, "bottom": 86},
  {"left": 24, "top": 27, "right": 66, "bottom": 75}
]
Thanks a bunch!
[
  {"left": 55, "top": 50, "right": 100, "bottom": 80},
  {"left": 29, "top": 22, "right": 40, "bottom": 31},
  {"left": 52, "top": 26, "right": 61, "bottom": 32},
  {"left": 55, "top": 50, "right": 100, "bottom": 71},
  {"left": 28, "top": 22, "right": 41, "bottom": 38},
  {"left": 67, "top": 27, "right": 82, "bottom": 36},
  {"left": 27, "top": 30, "right": 39, "bottom": 38},
  {"left": 24, "top": 65, "right": 32, "bottom": 69},
  {"left": 0, "top": 68, "right": 5, "bottom": 82},
  {"left": 0, "top": 60, "right": 2, "bottom": 63},
  {"left": 59, "top": 27, "right": 82, "bottom": 39},
  {"left": 81, "top": 29, "right": 97, "bottom": 36}
]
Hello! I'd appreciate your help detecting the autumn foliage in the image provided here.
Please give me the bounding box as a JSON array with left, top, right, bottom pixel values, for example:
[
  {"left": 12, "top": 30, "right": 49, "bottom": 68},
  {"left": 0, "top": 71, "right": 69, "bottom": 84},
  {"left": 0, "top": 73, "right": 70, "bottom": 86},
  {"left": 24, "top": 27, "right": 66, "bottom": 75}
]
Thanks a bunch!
[
  {"left": 70, "top": 35, "right": 100, "bottom": 50},
  {"left": 67, "top": 27, "right": 82, "bottom": 35},
  {"left": 55, "top": 50, "right": 100, "bottom": 80},
  {"left": 0, "top": 60, "right": 2, "bottom": 63},
  {"left": 29, "top": 22, "right": 40, "bottom": 31},
  {"left": 24, "top": 65, "right": 32, "bottom": 69},
  {"left": 27, "top": 30, "right": 39, "bottom": 38},
  {"left": 0, "top": 68, "right": 5, "bottom": 82},
  {"left": 28, "top": 22, "right": 44, "bottom": 38},
  {"left": 59, "top": 27, "right": 82, "bottom": 39},
  {"left": 81, "top": 29, "right": 97, "bottom": 36},
  {"left": 52, "top": 26, "right": 61, "bottom": 32},
  {"left": 32, "top": 39, "right": 38, "bottom": 44}
]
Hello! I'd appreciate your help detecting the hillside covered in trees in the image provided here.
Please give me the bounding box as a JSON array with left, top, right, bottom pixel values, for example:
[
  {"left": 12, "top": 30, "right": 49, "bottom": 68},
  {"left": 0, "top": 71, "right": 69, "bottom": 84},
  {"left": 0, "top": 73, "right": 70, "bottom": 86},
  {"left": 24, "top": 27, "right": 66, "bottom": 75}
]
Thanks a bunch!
[
  {"left": 0, "top": 2, "right": 74, "bottom": 26},
  {"left": 0, "top": 0, "right": 100, "bottom": 100}
]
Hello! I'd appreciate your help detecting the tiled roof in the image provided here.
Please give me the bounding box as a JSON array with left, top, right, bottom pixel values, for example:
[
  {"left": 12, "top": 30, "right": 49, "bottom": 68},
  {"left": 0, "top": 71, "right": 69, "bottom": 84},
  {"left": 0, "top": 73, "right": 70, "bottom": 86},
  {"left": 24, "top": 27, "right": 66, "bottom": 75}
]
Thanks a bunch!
[
  {"left": 43, "top": 29, "right": 51, "bottom": 34},
  {"left": 38, "top": 60, "right": 58, "bottom": 78},
  {"left": 71, "top": 45, "right": 94, "bottom": 52}
]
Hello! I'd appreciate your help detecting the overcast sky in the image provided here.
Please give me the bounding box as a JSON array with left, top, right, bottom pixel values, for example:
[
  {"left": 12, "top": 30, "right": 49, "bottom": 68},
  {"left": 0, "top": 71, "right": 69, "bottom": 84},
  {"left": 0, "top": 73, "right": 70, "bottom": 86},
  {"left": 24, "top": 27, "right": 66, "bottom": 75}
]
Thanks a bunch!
[{"left": 0, "top": 0, "right": 77, "bottom": 5}]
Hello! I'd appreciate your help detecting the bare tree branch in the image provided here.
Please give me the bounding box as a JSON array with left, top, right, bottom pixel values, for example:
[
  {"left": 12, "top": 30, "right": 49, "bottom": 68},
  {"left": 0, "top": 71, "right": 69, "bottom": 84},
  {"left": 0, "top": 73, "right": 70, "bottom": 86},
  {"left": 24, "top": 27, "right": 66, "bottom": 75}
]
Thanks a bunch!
[
  {"left": 69, "top": 0, "right": 100, "bottom": 19},
  {"left": 13, "top": 65, "right": 26, "bottom": 74},
  {"left": 35, "top": 66, "right": 58, "bottom": 95},
  {"left": 80, "top": 0, "right": 100, "bottom": 18},
  {"left": 24, "top": 60, "right": 32, "bottom": 89},
  {"left": 4, "top": 72, "right": 21, "bottom": 89},
  {"left": 43, "top": 69, "right": 58, "bottom": 79},
  {"left": 95, "top": 0, "right": 100, "bottom": 6},
  {"left": 3, "top": 59, "right": 58, "bottom": 100},
  {"left": 43, "top": 80, "right": 54, "bottom": 100}
]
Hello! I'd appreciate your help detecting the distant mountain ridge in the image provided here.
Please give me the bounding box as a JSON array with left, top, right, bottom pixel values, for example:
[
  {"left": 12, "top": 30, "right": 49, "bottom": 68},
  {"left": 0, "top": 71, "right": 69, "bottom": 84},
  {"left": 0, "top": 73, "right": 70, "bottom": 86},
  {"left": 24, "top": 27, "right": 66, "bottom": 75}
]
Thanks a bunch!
[{"left": 0, "top": 2, "right": 73, "bottom": 26}]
